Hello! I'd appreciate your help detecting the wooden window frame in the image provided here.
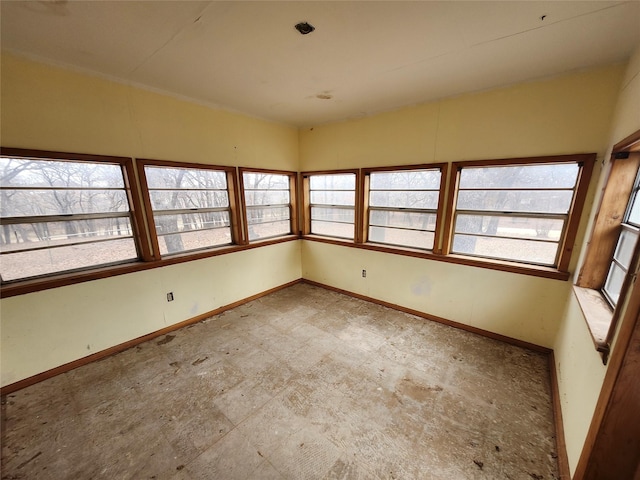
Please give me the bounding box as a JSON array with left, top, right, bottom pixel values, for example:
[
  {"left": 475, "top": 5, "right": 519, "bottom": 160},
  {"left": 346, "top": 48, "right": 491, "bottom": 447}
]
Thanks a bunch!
[
  {"left": 137, "top": 158, "right": 243, "bottom": 259},
  {"left": 301, "top": 169, "right": 360, "bottom": 242},
  {"left": 238, "top": 167, "right": 298, "bottom": 245},
  {"left": 0, "top": 147, "right": 150, "bottom": 280},
  {"left": 441, "top": 154, "right": 595, "bottom": 275},
  {"left": 0, "top": 149, "right": 298, "bottom": 299},
  {"left": 361, "top": 163, "right": 448, "bottom": 253},
  {"left": 575, "top": 130, "right": 640, "bottom": 361}
]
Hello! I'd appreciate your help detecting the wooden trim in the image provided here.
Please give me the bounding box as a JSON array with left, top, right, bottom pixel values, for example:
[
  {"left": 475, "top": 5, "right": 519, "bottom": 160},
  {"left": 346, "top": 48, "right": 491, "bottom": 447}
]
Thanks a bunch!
[
  {"left": 301, "top": 175, "right": 311, "bottom": 236},
  {"left": 356, "top": 169, "right": 367, "bottom": 243},
  {"left": 0, "top": 235, "right": 300, "bottom": 298},
  {"left": 289, "top": 174, "right": 299, "bottom": 237},
  {"left": 557, "top": 154, "right": 596, "bottom": 272},
  {"left": 0, "top": 279, "right": 303, "bottom": 395},
  {"left": 237, "top": 167, "right": 250, "bottom": 245},
  {"left": 129, "top": 158, "right": 155, "bottom": 261},
  {"left": 123, "top": 159, "right": 154, "bottom": 262},
  {"left": 548, "top": 351, "right": 571, "bottom": 480},
  {"left": 577, "top": 153, "right": 640, "bottom": 288},
  {"left": 300, "top": 168, "right": 359, "bottom": 177},
  {"left": 237, "top": 168, "right": 299, "bottom": 243},
  {"left": 443, "top": 154, "right": 595, "bottom": 271},
  {"left": 361, "top": 163, "right": 447, "bottom": 174},
  {"left": 447, "top": 153, "right": 596, "bottom": 168},
  {"left": 302, "top": 235, "right": 570, "bottom": 280},
  {"left": 301, "top": 169, "right": 360, "bottom": 241},
  {"left": 237, "top": 167, "right": 297, "bottom": 176},
  {"left": 0, "top": 147, "right": 131, "bottom": 164},
  {"left": 135, "top": 158, "right": 236, "bottom": 173},
  {"left": 361, "top": 163, "right": 448, "bottom": 251},
  {"left": 226, "top": 168, "right": 243, "bottom": 245},
  {"left": 359, "top": 173, "right": 370, "bottom": 244},
  {"left": 301, "top": 278, "right": 552, "bottom": 353},
  {"left": 434, "top": 162, "right": 450, "bottom": 255},
  {"left": 441, "top": 162, "right": 460, "bottom": 255},
  {"left": 574, "top": 248, "right": 640, "bottom": 479},
  {"left": 612, "top": 129, "right": 640, "bottom": 153},
  {"left": 135, "top": 159, "right": 162, "bottom": 260}
]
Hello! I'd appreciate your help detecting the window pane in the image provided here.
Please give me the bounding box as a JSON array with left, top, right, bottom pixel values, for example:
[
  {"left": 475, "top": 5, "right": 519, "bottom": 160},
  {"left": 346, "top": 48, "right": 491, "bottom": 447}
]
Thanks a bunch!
[
  {"left": 370, "top": 210, "right": 436, "bottom": 231},
  {"left": 454, "top": 214, "right": 564, "bottom": 241},
  {"left": 459, "top": 163, "right": 579, "bottom": 189},
  {"left": 370, "top": 170, "right": 440, "bottom": 190},
  {"left": 310, "top": 191, "right": 355, "bottom": 206},
  {"left": 308, "top": 173, "right": 356, "bottom": 239},
  {"left": 0, "top": 189, "right": 130, "bottom": 217},
  {"left": 1, "top": 218, "right": 133, "bottom": 253},
  {"left": 603, "top": 263, "right": 626, "bottom": 306},
  {"left": 369, "top": 191, "right": 439, "bottom": 209},
  {"left": 613, "top": 227, "right": 639, "bottom": 269},
  {"left": 243, "top": 173, "right": 289, "bottom": 190},
  {"left": 369, "top": 226, "right": 434, "bottom": 250},
  {"left": 158, "top": 228, "right": 231, "bottom": 255},
  {"left": 154, "top": 212, "right": 230, "bottom": 236},
  {"left": 453, "top": 161, "right": 583, "bottom": 267},
  {"left": 628, "top": 199, "right": 640, "bottom": 227},
  {"left": 311, "top": 221, "right": 354, "bottom": 239},
  {"left": 244, "top": 190, "right": 289, "bottom": 205},
  {"left": 243, "top": 172, "right": 292, "bottom": 242},
  {"left": 456, "top": 190, "right": 574, "bottom": 214},
  {"left": 144, "top": 166, "right": 227, "bottom": 189},
  {"left": 1, "top": 155, "right": 138, "bottom": 280},
  {"left": 1, "top": 238, "right": 137, "bottom": 281},
  {"left": 452, "top": 234, "right": 558, "bottom": 265},
  {"left": 309, "top": 174, "right": 355, "bottom": 190},
  {"left": 1, "top": 157, "right": 124, "bottom": 188},
  {"left": 149, "top": 190, "right": 229, "bottom": 210},
  {"left": 248, "top": 221, "right": 290, "bottom": 241},
  {"left": 144, "top": 165, "right": 233, "bottom": 255},
  {"left": 247, "top": 206, "right": 289, "bottom": 225},
  {"left": 311, "top": 206, "right": 354, "bottom": 224}
]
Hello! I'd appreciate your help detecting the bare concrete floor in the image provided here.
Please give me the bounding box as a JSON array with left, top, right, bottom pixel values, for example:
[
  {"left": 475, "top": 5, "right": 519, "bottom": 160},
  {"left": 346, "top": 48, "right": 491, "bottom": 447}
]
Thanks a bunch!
[{"left": 1, "top": 283, "right": 559, "bottom": 479}]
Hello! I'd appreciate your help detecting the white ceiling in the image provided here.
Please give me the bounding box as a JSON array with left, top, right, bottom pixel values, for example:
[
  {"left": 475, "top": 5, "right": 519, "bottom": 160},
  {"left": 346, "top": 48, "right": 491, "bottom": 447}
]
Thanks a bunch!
[{"left": 2, "top": 1, "right": 639, "bottom": 127}]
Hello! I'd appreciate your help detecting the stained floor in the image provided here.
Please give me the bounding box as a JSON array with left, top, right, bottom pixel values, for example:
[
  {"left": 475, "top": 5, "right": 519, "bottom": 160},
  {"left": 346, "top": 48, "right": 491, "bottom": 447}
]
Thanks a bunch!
[{"left": 1, "top": 282, "right": 559, "bottom": 479}]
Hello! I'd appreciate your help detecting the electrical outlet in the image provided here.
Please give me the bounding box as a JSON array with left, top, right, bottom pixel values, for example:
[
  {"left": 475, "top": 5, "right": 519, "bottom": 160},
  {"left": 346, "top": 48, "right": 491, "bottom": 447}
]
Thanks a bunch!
[
  {"left": 167, "top": 292, "right": 174, "bottom": 302},
  {"left": 362, "top": 269, "right": 367, "bottom": 278}
]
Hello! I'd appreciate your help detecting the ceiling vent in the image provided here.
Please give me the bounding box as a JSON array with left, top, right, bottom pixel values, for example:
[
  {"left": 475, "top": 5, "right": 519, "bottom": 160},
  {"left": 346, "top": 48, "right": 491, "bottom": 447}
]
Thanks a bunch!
[{"left": 295, "top": 22, "right": 315, "bottom": 35}]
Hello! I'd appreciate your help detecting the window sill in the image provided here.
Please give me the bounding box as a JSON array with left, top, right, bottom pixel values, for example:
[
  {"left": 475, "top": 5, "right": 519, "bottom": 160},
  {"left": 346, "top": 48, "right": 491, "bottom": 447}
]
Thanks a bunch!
[
  {"left": 572, "top": 285, "right": 613, "bottom": 360},
  {"left": 0, "top": 235, "right": 300, "bottom": 298},
  {"left": 302, "top": 235, "right": 570, "bottom": 280}
]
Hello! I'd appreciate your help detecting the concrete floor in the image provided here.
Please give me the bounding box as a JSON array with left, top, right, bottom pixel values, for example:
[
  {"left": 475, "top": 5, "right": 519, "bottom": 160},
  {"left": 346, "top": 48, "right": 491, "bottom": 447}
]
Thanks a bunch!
[{"left": 1, "top": 282, "right": 559, "bottom": 479}]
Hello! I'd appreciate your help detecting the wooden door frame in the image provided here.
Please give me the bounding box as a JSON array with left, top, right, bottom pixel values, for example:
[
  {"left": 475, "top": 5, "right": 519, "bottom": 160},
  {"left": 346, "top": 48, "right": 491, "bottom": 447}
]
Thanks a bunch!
[{"left": 573, "top": 225, "right": 640, "bottom": 479}]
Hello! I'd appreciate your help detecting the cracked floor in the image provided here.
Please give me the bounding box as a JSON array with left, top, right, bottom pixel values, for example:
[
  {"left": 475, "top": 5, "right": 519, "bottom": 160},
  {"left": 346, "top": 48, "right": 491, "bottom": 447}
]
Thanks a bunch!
[{"left": 1, "top": 282, "right": 559, "bottom": 479}]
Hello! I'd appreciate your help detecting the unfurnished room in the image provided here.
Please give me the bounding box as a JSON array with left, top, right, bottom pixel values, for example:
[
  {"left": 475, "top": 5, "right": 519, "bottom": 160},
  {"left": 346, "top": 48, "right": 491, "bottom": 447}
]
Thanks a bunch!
[{"left": 1, "top": 1, "right": 639, "bottom": 479}]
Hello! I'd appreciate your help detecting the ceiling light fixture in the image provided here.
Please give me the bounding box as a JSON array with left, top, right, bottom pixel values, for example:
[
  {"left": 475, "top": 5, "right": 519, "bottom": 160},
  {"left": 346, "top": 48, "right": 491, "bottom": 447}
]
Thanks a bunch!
[{"left": 295, "top": 22, "right": 315, "bottom": 35}]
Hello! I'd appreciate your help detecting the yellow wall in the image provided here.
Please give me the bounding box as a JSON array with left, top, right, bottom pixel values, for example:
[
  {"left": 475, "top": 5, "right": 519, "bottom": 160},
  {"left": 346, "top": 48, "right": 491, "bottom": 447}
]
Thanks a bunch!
[
  {"left": 1, "top": 53, "right": 298, "bottom": 169},
  {"left": 0, "top": 53, "right": 301, "bottom": 387},
  {"left": 302, "top": 242, "right": 571, "bottom": 347},
  {"left": 299, "top": 64, "right": 624, "bottom": 350},
  {"left": 1, "top": 48, "right": 637, "bottom": 480},
  {"left": 1, "top": 242, "right": 302, "bottom": 386},
  {"left": 553, "top": 44, "right": 640, "bottom": 475},
  {"left": 300, "top": 65, "right": 624, "bottom": 170}
]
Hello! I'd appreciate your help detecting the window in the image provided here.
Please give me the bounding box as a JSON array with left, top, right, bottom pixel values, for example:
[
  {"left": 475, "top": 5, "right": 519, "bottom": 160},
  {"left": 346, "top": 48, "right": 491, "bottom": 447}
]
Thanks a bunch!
[
  {"left": 446, "top": 155, "right": 594, "bottom": 269},
  {"left": 364, "top": 166, "right": 445, "bottom": 250},
  {"left": 140, "top": 161, "right": 239, "bottom": 256},
  {"left": 241, "top": 169, "right": 295, "bottom": 242},
  {"left": 304, "top": 171, "right": 357, "bottom": 240},
  {"left": 0, "top": 152, "right": 141, "bottom": 281},
  {"left": 576, "top": 130, "right": 640, "bottom": 359},
  {"left": 603, "top": 168, "right": 640, "bottom": 306}
]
